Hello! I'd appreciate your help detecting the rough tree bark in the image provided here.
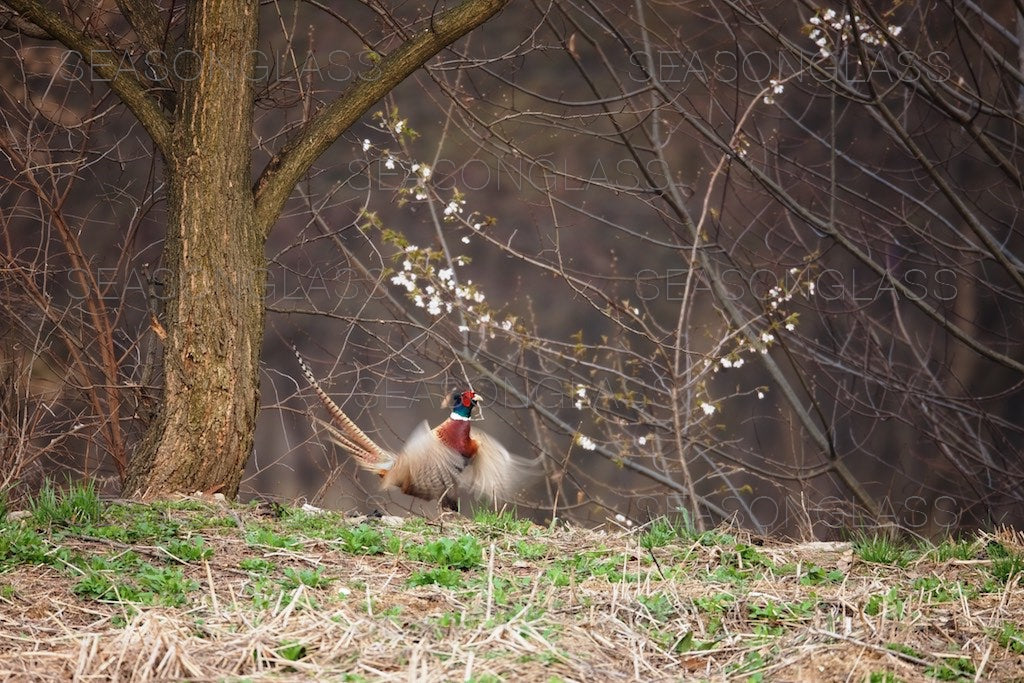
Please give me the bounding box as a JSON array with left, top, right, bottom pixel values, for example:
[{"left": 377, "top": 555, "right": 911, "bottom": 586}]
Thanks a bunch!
[
  {"left": 124, "top": 2, "right": 261, "bottom": 497},
  {"left": 4, "top": 0, "right": 512, "bottom": 498}
]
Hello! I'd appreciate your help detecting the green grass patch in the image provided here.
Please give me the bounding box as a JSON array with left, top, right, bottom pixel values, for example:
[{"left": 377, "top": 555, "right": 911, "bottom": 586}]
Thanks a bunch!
[
  {"left": 332, "top": 524, "right": 391, "bottom": 555},
  {"left": 473, "top": 509, "right": 535, "bottom": 535},
  {"left": 30, "top": 479, "right": 102, "bottom": 527},
  {"left": 245, "top": 526, "right": 302, "bottom": 550},
  {"left": 406, "top": 535, "right": 482, "bottom": 569},
  {"left": 984, "top": 541, "right": 1024, "bottom": 586},
  {"left": 995, "top": 621, "right": 1024, "bottom": 653},
  {"left": 924, "top": 656, "right": 974, "bottom": 681},
  {"left": 853, "top": 532, "right": 917, "bottom": 567},
  {"left": 408, "top": 567, "right": 464, "bottom": 588}
]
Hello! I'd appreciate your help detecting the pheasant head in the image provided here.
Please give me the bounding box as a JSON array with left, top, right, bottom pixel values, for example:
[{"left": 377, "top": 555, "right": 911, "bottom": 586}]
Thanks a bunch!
[{"left": 445, "top": 390, "right": 478, "bottom": 420}]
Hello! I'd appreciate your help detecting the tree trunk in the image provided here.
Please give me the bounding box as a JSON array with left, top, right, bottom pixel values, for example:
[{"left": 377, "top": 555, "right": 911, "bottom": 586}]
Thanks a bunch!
[{"left": 125, "top": 2, "right": 261, "bottom": 498}]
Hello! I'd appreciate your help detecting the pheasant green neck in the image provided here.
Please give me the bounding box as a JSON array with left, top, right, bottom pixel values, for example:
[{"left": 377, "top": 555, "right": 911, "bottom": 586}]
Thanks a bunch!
[{"left": 449, "top": 391, "right": 477, "bottom": 420}]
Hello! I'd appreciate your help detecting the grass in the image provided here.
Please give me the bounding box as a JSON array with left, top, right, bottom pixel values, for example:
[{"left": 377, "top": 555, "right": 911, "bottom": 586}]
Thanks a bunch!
[
  {"left": 852, "top": 531, "right": 917, "bottom": 567},
  {"left": 0, "top": 487, "right": 1021, "bottom": 680}
]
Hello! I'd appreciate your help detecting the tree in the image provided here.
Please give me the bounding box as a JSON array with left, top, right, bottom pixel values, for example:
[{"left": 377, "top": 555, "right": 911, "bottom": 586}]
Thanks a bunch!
[{"left": 1, "top": 0, "right": 510, "bottom": 498}]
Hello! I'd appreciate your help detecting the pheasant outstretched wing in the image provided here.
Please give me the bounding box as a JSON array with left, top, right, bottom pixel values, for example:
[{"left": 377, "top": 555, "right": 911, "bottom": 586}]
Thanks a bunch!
[
  {"left": 462, "top": 429, "right": 529, "bottom": 503},
  {"left": 383, "top": 421, "right": 466, "bottom": 501}
]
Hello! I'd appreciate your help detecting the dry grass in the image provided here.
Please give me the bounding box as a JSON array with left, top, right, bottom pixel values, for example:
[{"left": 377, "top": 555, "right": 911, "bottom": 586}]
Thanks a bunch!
[{"left": 0, "top": 496, "right": 1022, "bottom": 682}]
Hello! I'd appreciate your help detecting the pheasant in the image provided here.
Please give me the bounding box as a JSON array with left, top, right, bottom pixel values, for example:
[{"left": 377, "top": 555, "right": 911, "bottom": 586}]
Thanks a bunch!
[{"left": 294, "top": 348, "right": 524, "bottom": 507}]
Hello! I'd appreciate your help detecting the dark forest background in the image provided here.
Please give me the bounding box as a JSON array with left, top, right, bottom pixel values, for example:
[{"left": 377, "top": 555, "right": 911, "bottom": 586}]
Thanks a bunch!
[{"left": 1, "top": 0, "right": 1022, "bottom": 538}]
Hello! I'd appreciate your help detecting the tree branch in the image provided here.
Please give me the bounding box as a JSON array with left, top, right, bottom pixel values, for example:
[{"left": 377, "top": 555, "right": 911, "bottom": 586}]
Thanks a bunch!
[
  {"left": 115, "top": 0, "right": 164, "bottom": 56},
  {"left": 0, "top": 5, "right": 47, "bottom": 37},
  {"left": 2, "top": 0, "right": 172, "bottom": 155},
  {"left": 252, "top": 0, "right": 511, "bottom": 233}
]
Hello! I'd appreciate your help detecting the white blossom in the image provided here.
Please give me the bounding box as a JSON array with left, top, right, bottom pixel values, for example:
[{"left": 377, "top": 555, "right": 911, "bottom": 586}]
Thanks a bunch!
[
  {"left": 785, "top": 323, "right": 796, "bottom": 331},
  {"left": 458, "top": 325, "right": 470, "bottom": 332},
  {"left": 761, "top": 332, "right": 775, "bottom": 344},
  {"left": 390, "top": 272, "right": 416, "bottom": 292},
  {"left": 757, "top": 391, "right": 766, "bottom": 400},
  {"left": 638, "top": 436, "right": 647, "bottom": 446},
  {"left": 394, "top": 120, "right": 405, "bottom": 134},
  {"left": 362, "top": 139, "right": 371, "bottom": 151},
  {"left": 699, "top": 402, "right": 716, "bottom": 416},
  {"left": 577, "top": 434, "right": 597, "bottom": 451},
  {"left": 461, "top": 236, "right": 470, "bottom": 244},
  {"left": 438, "top": 268, "right": 453, "bottom": 282},
  {"left": 764, "top": 79, "right": 785, "bottom": 104},
  {"left": 384, "top": 156, "right": 396, "bottom": 170}
]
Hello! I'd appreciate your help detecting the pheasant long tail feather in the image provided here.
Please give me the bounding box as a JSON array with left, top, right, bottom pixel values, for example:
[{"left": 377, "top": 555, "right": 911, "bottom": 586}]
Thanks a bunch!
[
  {"left": 293, "top": 346, "right": 395, "bottom": 472},
  {"left": 311, "top": 416, "right": 385, "bottom": 466}
]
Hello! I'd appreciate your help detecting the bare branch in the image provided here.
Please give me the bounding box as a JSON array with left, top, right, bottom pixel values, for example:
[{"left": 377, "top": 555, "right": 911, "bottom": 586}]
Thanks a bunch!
[
  {"left": 2, "top": 0, "right": 171, "bottom": 154},
  {"left": 253, "top": 0, "right": 511, "bottom": 232}
]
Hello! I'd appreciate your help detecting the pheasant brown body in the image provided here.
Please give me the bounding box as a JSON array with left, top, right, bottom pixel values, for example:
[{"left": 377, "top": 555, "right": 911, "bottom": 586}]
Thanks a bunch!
[
  {"left": 294, "top": 347, "right": 523, "bottom": 506},
  {"left": 434, "top": 419, "right": 478, "bottom": 458}
]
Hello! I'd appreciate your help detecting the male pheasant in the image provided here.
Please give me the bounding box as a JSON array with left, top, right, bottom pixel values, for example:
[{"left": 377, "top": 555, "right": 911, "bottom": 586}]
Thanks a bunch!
[{"left": 294, "top": 348, "right": 523, "bottom": 507}]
